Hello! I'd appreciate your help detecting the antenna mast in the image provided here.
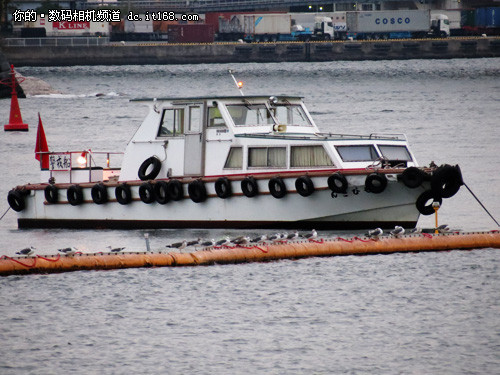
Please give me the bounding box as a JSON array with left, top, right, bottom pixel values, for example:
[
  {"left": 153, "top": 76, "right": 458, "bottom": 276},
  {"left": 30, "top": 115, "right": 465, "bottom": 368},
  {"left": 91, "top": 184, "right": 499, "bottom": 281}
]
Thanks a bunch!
[{"left": 228, "top": 69, "right": 244, "bottom": 96}]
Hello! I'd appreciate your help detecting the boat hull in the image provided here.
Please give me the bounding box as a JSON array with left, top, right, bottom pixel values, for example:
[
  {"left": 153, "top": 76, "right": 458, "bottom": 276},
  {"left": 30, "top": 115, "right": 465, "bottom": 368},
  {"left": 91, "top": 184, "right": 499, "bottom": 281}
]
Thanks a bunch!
[{"left": 15, "top": 176, "right": 424, "bottom": 230}]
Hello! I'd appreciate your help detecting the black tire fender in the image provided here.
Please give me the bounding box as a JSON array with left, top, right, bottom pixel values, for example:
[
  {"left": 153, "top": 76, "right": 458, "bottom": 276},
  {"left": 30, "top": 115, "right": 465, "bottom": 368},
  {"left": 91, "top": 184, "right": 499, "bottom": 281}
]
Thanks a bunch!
[
  {"left": 241, "top": 177, "right": 259, "bottom": 198},
  {"left": 269, "top": 177, "right": 287, "bottom": 199},
  {"left": 7, "top": 190, "right": 26, "bottom": 212},
  {"left": 139, "top": 182, "right": 156, "bottom": 204},
  {"left": 167, "top": 179, "right": 184, "bottom": 201},
  {"left": 154, "top": 181, "right": 169, "bottom": 204},
  {"left": 115, "top": 183, "right": 132, "bottom": 205},
  {"left": 138, "top": 156, "right": 162, "bottom": 181},
  {"left": 328, "top": 173, "right": 348, "bottom": 194},
  {"left": 215, "top": 177, "right": 232, "bottom": 199},
  {"left": 431, "top": 164, "right": 463, "bottom": 199},
  {"left": 91, "top": 183, "right": 108, "bottom": 205},
  {"left": 295, "top": 176, "right": 314, "bottom": 197},
  {"left": 188, "top": 180, "right": 207, "bottom": 203},
  {"left": 44, "top": 185, "right": 59, "bottom": 204},
  {"left": 365, "top": 173, "right": 388, "bottom": 194},
  {"left": 67, "top": 185, "right": 84, "bottom": 206},
  {"left": 399, "top": 167, "right": 426, "bottom": 189},
  {"left": 416, "top": 190, "right": 443, "bottom": 216}
]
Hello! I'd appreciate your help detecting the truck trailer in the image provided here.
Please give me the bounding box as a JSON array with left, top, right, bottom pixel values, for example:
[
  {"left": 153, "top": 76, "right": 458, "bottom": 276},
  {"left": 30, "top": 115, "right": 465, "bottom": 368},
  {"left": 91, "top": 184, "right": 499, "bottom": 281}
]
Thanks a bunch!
[
  {"left": 315, "top": 10, "right": 450, "bottom": 40},
  {"left": 218, "top": 13, "right": 312, "bottom": 42}
]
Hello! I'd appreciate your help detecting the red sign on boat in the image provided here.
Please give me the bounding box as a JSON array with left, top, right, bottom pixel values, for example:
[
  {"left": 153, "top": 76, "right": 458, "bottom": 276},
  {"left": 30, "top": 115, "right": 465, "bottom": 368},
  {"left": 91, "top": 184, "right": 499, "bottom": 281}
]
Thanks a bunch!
[{"left": 53, "top": 21, "right": 90, "bottom": 30}]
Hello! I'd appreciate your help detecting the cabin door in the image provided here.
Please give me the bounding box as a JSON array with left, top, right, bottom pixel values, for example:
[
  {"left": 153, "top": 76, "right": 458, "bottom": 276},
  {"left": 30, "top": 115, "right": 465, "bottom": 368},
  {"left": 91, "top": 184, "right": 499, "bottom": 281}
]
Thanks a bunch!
[{"left": 183, "top": 106, "right": 203, "bottom": 176}]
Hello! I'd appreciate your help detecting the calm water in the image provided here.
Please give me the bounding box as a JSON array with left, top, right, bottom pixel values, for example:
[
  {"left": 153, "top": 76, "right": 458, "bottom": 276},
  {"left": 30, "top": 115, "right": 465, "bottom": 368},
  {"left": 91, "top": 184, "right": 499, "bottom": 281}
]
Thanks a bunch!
[{"left": 0, "top": 59, "right": 499, "bottom": 374}]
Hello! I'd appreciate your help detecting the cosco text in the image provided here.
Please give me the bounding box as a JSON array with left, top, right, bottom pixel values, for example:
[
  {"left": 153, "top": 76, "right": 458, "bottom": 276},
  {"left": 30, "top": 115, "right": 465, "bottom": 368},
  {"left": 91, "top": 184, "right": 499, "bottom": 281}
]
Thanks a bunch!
[{"left": 375, "top": 17, "right": 411, "bottom": 25}]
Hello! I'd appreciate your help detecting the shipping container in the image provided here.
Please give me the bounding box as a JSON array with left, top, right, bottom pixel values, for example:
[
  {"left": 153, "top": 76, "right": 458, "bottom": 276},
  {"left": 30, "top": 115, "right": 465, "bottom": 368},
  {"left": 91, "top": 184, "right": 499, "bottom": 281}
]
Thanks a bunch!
[
  {"left": 466, "top": 7, "right": 500, "bottom": 35},
  {"left": 484, "top": 7, "right": 500, "bottom": 27},
  {"left": 219, "top": 14, "right": 291, "bottom": 35},
  {"left": 475, "top": 8, "right": 487, "bottom": 27},
  {"left": 205, "top": 11, "right": 284, "bottom": 33},
  {"left": 461, "top": 9, "right": 475, "bottom": 27},
  {"left": 245, "top": 14, "right": 291, "bottom": 35},
  {"left": 22, "top": 19, "right": 110, "bottom": 36},
  {"left": 346, "top": 10, "right": 431, "bottom": 34},
  {"left": 167, "top": 24, "right": 215, "bottom": 43},
  {"left": 124, "top": 18, "right": 153, "bottom": 34}
]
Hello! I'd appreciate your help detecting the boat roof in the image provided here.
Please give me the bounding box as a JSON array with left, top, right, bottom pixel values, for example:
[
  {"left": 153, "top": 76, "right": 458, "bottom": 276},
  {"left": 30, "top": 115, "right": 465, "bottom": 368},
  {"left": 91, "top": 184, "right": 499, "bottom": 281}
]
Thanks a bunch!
[{"left": 130, "top": 95, "right": 304, "bottom": 102}]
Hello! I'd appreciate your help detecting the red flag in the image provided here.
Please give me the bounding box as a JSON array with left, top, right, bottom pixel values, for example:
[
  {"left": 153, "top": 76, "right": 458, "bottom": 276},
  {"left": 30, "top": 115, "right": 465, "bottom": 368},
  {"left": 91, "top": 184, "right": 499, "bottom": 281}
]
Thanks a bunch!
[{"left": 35, "top": 113, "right": 49, "bottom": 169}]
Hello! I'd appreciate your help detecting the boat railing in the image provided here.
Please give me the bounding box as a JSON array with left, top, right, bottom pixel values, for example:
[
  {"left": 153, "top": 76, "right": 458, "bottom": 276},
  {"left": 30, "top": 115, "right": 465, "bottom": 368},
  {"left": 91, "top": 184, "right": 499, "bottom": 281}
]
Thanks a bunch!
[
  {"left": 368, "top": 133, "right": 408, "bottom": 141},
  {"left": 37, "top": 150, "right": 123, "bottom": 184},
  {"left": 235, "top": 132, "right": 407, "bottom": 141}
]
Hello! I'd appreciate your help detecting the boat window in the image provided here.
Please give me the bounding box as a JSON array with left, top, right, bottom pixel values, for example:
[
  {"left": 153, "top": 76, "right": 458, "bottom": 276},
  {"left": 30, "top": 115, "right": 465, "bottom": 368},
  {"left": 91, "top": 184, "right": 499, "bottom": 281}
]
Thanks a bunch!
[
  {"left": 208, "top": 106, "right": 226, "bottom": 127},
  {"left": 291, "top": 146, "right": 334, "bottom": 167},
  {"left": 158, "top": 108, "right": 184, "bottom": 136},
  {"left": 271, "top": 105, "right": 312, "bottom": 127},
  {"left": 290, "top": 105, "right": 311, "bottom": 126},
  {"left": 188, "top": 106, "right": 201, "bottom": 132},
  {"left": 224, "top": 147, "right": 243, "bottom": 169},
  {"left": 378, "top": 145, "right": 412, "bottom": 161},
  {"left": 335, "top": 145, "right": 379, "bottom": 162},
  {"left": 248, "top": 147, "right": 286, "bottom": 168},
  {"left": 227, "top": 104, "right": 274, "bottom": 126},
  {"left": 271, "top": 106, "right": 289, "bottom": 125}
]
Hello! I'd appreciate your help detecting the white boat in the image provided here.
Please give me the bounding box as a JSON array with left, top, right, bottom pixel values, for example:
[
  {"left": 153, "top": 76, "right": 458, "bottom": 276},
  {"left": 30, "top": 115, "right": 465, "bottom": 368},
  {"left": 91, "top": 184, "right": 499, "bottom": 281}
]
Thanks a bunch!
[{"left": 7, "top": 94, "right": 463, "bottom": 229}]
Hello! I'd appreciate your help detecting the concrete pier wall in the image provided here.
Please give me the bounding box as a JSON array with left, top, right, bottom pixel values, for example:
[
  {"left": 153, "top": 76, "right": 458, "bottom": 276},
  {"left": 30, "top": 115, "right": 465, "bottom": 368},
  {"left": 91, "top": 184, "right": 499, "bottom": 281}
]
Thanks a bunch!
[{"left": 2, "top": 38, "right": 500, "bottom": 67}]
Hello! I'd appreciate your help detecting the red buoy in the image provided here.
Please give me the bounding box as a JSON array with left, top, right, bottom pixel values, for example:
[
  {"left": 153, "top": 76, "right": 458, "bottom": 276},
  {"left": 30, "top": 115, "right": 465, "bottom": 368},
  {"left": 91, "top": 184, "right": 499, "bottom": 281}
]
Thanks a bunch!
[{"left": 3, "top": 65, "right": 28, "bottom": 131}]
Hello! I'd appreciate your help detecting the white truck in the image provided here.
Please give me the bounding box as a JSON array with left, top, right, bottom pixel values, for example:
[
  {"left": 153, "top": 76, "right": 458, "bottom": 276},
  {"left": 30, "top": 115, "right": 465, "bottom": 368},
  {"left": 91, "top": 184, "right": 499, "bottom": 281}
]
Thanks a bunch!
[{"left": 315, "top": 10, "right": 450, "bottom": 40}]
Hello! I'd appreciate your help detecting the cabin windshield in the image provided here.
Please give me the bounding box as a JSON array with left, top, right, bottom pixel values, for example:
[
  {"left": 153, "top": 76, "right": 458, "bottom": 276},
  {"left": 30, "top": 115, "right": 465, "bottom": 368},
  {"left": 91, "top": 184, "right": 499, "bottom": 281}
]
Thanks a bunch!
[
  {"left": 273, "top": 105, "right": 311, "bottom": 126},
  {"left": 227, "top": 104, "right": 274, "bottom": 126},
  {"left": 227, "top": 104, "right": 312, "bottom": 127}
]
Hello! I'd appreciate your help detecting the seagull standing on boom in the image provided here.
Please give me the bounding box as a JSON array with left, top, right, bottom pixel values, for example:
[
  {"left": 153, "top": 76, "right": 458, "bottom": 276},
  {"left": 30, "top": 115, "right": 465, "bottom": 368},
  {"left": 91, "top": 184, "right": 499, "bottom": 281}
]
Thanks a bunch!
[
  {"left": 167, "top": 240, "right": 187, "bottom": 251},
  {"left": 250, "top": 234, "right": 267, "bottom": 244},
  {"left": 286, "top": 231, "right": 299, "bottom": 241},
  {"left": 107, "top": 246, "right": 125, "bottom": 253},
  {"left": 200, "top": 239, "right": 216, "bottom": 248},
  {"left": 16, "top": 247, "right": 35, "bottom": 256},
  {"left": 215, "top": 237, "right": 231, "bottom": 247},
  {"left": 390, "top": 226, "right": 405, "bottom": 238},
  {"left": 303, "top": 229, "right": 318, "bottom": 240},
  {"left": 367, "top": 228, "right": 383, "bottom": 239},
  {"left": 268, "top": 233, "right": 282, "bottom": 243},
  {"left": 58, "top": 247, "right": 77, "bottom": 255}
]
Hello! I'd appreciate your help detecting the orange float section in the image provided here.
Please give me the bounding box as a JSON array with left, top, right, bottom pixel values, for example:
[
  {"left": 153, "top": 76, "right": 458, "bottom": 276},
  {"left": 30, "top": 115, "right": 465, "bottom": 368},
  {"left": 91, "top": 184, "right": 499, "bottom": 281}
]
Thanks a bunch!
[{"left": 1, "top": 231, "right": 499, "bottom": 276}]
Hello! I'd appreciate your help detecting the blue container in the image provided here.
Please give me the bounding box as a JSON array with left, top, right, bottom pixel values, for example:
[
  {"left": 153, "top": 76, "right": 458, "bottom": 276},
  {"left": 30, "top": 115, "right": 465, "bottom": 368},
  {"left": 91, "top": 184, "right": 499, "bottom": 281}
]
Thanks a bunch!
[
  {"left": 485, "top": 7, "right": 500, "bottom": 27},
  {"left": 476, "top": 7, "right": 500, "bottom": 27},
  {"left": 475, "top": 8, "right": 487, "bottom": 27}
]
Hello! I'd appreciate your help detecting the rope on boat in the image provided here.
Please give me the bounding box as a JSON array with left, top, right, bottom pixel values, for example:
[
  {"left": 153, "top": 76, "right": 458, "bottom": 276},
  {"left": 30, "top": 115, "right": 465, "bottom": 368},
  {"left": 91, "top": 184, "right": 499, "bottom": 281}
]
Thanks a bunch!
[
  {"left": 0, "top": 207, "right": 11, "bottom": 221},
  {"left": 463, "top": 182, "right": 500, "bottom": 227}
]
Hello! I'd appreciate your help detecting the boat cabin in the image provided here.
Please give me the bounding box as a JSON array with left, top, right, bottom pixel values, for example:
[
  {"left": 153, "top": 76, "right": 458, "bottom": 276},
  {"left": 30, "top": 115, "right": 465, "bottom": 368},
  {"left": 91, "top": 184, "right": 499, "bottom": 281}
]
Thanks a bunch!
[
  {"left": 40, "top": 95, "right": 417, "bottom": 185},
  {"left": 118, "top": 95, "right": 417, "bottom": 182}
]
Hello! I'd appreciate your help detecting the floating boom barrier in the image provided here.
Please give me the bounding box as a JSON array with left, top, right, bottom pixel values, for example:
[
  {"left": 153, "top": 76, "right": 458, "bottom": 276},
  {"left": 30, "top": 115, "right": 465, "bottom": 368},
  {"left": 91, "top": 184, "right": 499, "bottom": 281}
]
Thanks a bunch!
[{"left": 1, "top": 231, "right": 499, "bottom": 277}]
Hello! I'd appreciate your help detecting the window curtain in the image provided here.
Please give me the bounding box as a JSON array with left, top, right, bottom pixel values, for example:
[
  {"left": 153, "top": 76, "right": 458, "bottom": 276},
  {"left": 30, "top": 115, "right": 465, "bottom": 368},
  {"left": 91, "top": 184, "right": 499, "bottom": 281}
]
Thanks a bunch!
[
  {"left": 268, "top": 148, "right": 286, "bottom": 167},
  {"left": 248, "top": 148, "right": 267, "bottom": 167},
  {"left": 291, "top": 146, "right": 333, "bottom": 167},
  {"left": 249, "top": 147, "right": 286, "bottom": 167}
]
